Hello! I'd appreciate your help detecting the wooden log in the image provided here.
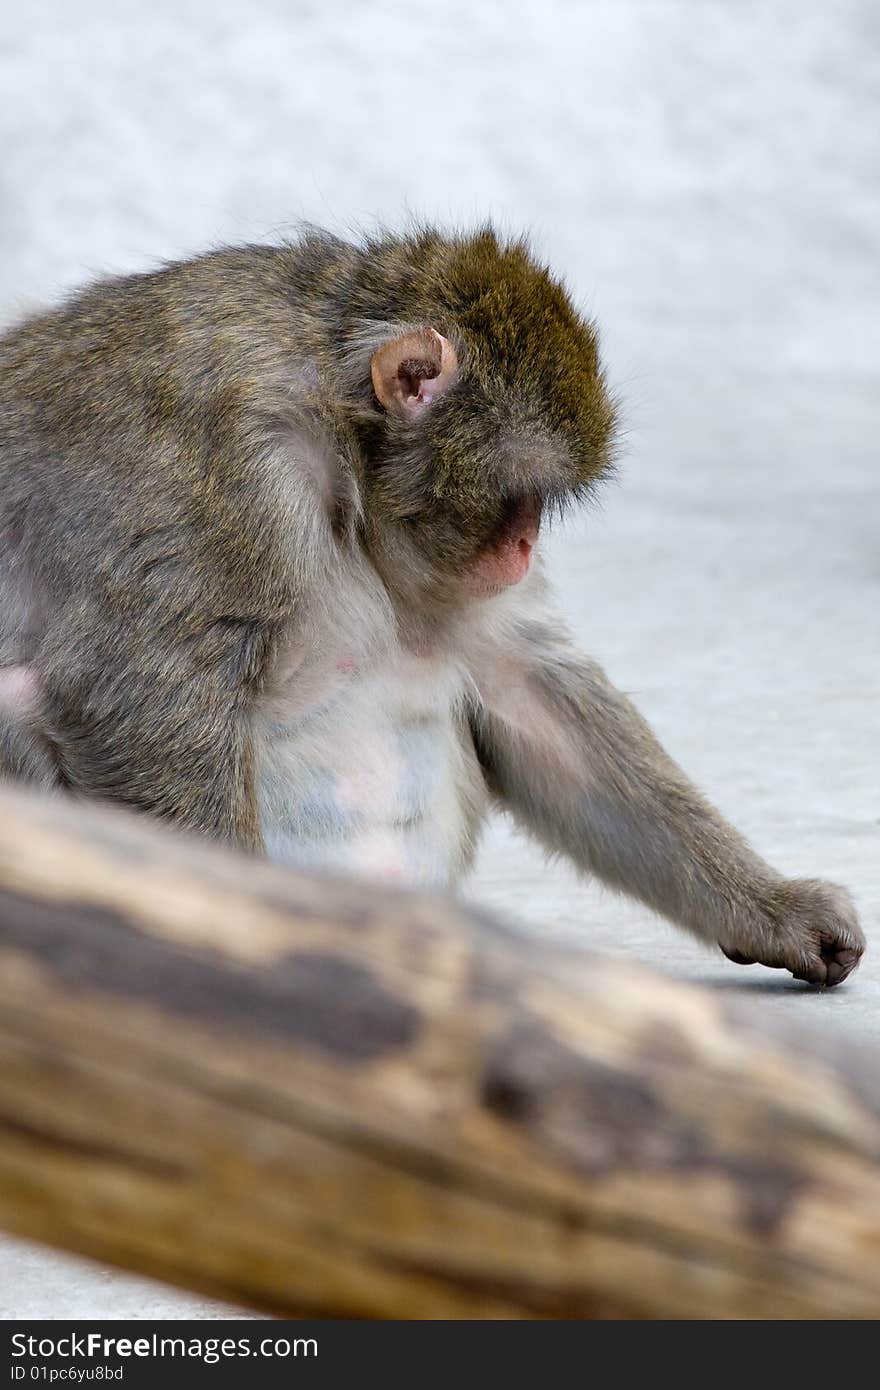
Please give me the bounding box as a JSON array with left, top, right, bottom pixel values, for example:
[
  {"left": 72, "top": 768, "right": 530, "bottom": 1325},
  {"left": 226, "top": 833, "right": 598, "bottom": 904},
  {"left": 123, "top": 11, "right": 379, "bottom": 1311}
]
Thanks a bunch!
[{"left": 0, "top": 784, "right": 877, "bottom": 1319}]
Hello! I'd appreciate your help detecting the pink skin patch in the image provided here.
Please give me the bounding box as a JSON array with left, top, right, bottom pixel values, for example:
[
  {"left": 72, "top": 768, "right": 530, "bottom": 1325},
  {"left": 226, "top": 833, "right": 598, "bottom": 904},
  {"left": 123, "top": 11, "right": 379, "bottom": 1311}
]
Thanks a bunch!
[
  {"left": 464, "top": 503, "right": 540, "bottom": 597},
  {"left": 0, "top": 664, "right": 39, "bottom": 712}
]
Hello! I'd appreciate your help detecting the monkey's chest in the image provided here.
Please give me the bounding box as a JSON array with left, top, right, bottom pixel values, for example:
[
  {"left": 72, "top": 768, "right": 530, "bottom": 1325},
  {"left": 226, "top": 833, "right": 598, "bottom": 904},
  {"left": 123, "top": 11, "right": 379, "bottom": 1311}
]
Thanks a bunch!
[{"left": 257, "top": 654, "right": 483, "bottom": 886}]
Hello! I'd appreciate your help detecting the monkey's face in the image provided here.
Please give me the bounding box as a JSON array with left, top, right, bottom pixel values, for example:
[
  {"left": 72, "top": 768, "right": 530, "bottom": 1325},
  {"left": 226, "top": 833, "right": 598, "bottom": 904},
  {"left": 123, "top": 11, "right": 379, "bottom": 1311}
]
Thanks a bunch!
[{"left": 363, "top": 232, "right": 616, "bottom": 606}]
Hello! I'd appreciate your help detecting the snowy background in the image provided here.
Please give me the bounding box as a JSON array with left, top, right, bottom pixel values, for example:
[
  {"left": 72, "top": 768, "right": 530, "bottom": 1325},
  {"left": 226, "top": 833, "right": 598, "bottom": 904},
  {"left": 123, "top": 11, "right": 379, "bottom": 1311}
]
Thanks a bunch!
[{"left": 0, "top": 0, "right": 878, "bottom": 1317}]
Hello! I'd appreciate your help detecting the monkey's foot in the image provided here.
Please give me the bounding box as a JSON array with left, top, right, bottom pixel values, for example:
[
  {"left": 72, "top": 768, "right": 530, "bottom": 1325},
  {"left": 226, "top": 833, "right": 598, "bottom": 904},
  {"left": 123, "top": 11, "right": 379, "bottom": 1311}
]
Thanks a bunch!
[{"left": 720, "top": 878, "right": 865, "bottom": 988}]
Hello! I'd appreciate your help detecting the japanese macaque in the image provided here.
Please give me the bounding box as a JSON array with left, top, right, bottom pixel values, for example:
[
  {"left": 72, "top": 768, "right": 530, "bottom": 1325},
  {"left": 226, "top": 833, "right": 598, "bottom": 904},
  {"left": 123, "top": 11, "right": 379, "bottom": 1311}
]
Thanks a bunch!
[{"left": 0, "top": 228, "right": 864, "bottom": 986}]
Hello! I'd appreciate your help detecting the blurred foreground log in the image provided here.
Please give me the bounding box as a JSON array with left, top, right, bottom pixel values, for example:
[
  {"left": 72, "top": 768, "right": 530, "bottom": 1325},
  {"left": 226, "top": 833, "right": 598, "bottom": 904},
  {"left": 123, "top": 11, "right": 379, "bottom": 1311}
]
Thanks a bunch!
[{"left": 0, "top": 785, "right": 878, "bottom": 1319}]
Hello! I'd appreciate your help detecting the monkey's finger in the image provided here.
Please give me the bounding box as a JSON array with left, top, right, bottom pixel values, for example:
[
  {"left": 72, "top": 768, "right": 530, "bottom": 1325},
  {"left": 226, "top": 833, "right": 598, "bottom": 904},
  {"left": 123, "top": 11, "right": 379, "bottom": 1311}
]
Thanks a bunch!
[
  {"left": 791, "top": 957, "right": 829, "bottom": 987},
  {"left": 791, "top": 946, "right": 861, "bottom": 988},
  {"left": 821, "top": 946, "right": 862, "bottom": 988}
]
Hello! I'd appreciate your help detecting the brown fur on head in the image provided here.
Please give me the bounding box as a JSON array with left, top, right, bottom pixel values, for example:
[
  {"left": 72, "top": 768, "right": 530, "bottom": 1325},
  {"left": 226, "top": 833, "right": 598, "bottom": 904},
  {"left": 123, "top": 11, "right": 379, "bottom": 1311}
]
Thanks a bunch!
[{"left": 337, "top": 227, "right": 617, "bottom": 603}]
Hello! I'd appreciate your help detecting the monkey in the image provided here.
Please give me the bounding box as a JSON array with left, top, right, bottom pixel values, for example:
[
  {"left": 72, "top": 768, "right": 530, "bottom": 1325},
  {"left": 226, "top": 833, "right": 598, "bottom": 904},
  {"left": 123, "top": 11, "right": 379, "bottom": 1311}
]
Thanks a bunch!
[{"left": 0, "top": 226, "right": 864, "bottom": 987}]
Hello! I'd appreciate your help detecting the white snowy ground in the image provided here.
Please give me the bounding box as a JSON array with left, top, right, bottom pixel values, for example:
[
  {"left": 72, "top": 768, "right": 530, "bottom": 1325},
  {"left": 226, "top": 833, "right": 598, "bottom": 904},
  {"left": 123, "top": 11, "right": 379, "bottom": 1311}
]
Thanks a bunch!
[{"left": 0, "top": 0, "right": 877, "bottom": 1318}]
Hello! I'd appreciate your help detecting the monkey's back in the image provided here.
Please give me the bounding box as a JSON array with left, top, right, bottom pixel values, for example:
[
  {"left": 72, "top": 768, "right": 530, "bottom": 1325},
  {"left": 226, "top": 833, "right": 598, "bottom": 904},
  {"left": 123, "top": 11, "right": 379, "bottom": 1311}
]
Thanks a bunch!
[{"left": 0, "top": 244, "right": 340, "bottom": 664}]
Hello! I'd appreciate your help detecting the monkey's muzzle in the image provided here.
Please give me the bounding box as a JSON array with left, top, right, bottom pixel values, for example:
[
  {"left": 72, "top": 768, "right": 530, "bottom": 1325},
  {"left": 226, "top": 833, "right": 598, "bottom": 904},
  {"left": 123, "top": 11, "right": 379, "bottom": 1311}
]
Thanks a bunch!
[{"left": 464, "top": 498, "right": 540, "bottom": 596}]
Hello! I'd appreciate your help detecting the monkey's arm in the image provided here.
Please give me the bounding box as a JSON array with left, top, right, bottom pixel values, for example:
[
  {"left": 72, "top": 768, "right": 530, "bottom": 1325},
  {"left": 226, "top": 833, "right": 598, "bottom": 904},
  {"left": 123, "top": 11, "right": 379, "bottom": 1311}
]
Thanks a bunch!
[
  {"left": 40, "top": 609, "right": 271, "bottom": 852},
  {"left": 469, "top": 612, "right": 864, "bottom": 986}
]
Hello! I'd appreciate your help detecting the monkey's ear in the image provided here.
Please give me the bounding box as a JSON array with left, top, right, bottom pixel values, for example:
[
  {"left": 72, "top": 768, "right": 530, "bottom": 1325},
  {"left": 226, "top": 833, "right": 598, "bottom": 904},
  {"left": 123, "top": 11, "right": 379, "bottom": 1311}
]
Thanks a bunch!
[{"left": 370, "top": 328, "right": 459, "bottom": 420}]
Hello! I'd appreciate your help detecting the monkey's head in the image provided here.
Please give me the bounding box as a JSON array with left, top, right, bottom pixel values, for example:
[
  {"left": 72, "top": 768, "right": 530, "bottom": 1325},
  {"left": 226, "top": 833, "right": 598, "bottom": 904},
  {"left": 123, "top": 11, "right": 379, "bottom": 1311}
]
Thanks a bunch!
[{"left": 351, "top": 229, "right": 616, "bottom": 606}]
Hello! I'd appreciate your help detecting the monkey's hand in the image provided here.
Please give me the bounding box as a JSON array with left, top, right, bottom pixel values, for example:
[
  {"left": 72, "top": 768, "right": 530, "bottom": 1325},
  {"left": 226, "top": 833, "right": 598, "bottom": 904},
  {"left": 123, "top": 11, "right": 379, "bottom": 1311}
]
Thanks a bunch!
[{"left": 720, "top": 879, "right": 865, "bottom": 987}]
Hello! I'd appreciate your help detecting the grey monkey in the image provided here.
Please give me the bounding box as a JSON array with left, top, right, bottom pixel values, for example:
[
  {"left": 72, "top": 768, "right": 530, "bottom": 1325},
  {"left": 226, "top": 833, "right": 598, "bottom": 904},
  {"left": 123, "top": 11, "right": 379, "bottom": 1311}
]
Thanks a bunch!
[{"left": 0, "top": 227, "right": 864, "bottom": 986}]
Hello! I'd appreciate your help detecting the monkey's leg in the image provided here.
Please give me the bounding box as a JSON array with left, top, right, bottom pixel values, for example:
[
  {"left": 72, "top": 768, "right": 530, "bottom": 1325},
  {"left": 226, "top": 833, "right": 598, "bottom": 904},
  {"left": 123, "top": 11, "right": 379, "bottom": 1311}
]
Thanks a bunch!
[
  {"left": 38, "top": 618, "right": 269, "bottom": 851},
  {"left": 471, "top": 631, "right": 864, "bottom": 987},
  {"left": 0, "top": 664, "right": 58, "bottom": 787},
  {"left": 0, "top": 715, "right": 58, "bottom": 788}
]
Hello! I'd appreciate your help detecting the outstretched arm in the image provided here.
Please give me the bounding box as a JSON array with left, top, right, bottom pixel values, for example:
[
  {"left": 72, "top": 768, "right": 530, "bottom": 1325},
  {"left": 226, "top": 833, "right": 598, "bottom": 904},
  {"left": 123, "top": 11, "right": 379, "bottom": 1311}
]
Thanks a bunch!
[{"left": 468, "top": 607, "right": 864, "bottom": 986}]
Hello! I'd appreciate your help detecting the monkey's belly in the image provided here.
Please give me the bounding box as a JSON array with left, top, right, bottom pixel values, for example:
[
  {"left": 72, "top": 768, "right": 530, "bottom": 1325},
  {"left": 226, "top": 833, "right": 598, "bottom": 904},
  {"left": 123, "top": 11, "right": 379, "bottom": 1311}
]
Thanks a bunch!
[{"left": 257, "top": 678, "right": 485, "bottom": 887}]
